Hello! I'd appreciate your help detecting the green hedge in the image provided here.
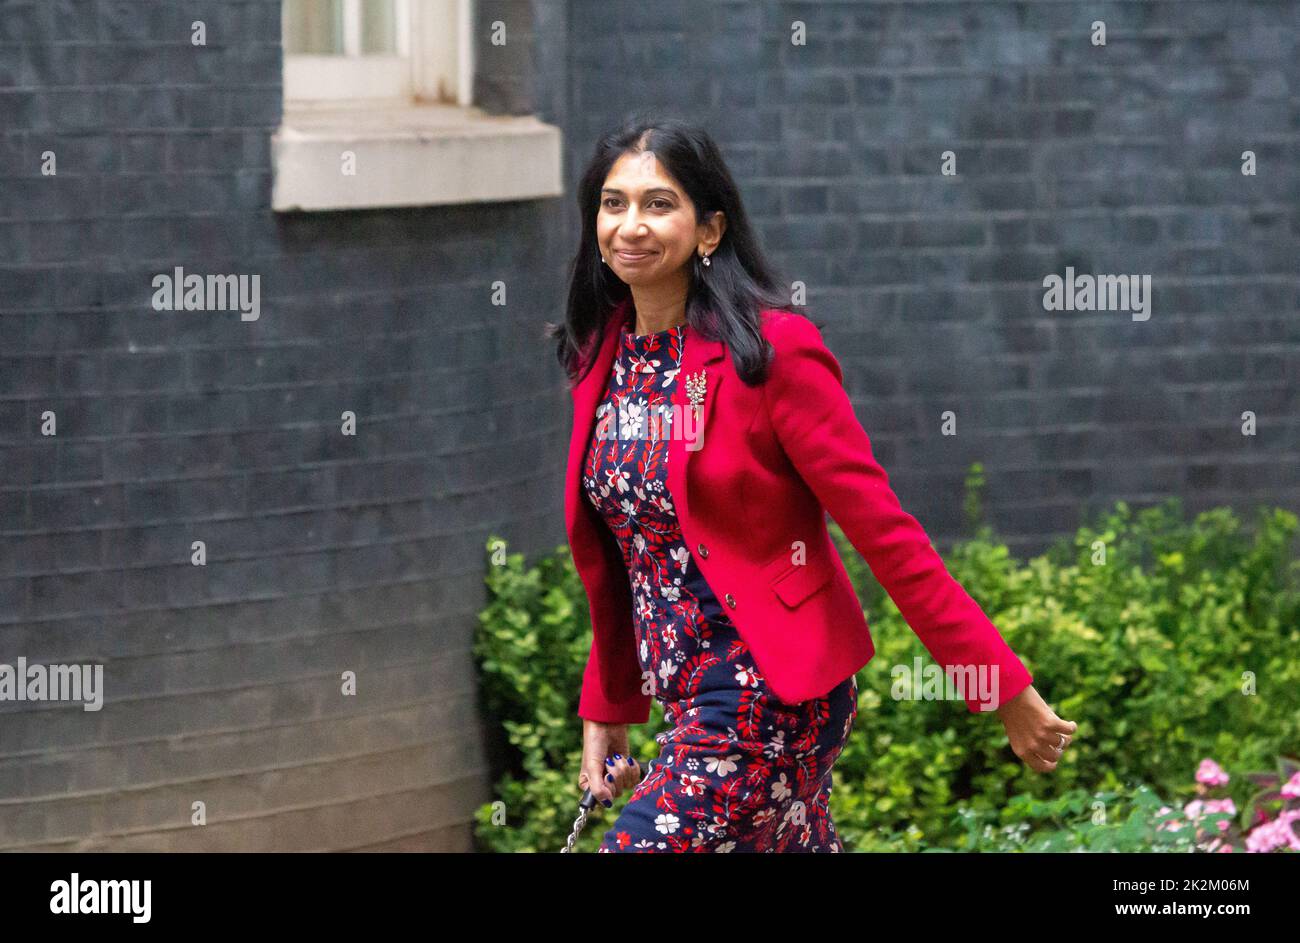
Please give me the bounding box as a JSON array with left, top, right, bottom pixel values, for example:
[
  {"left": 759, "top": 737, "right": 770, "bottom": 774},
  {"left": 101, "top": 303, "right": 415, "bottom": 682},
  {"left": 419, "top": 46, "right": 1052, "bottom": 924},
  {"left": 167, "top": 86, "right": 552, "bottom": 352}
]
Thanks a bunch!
[{"left": 473, "top": 474, "right": 1300, "bottom": 852}]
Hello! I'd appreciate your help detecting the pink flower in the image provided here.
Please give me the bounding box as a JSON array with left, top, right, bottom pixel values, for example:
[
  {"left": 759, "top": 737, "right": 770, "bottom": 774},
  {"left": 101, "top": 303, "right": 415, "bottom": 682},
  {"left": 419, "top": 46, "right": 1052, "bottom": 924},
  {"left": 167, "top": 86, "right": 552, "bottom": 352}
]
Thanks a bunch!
[
  {"left": 1196, "top": 758, "right": 1230, "bottom": 787},
  {"left": 1203, "top": 798, "right": 1236, "bottom": 831},
  {"left": 1245, "top": 820, "right": 1285, "bottom": 853},
  {"left": 1244, "top": 810, "right": 1300, "bottom": 853},
  {"left": 1185, "top": 797, "right": 1236, "bottom": 840},
  {"left": 1281, "top": 771, "right": 1300, "bottom": 800},
  {"left": 1279, "top": 810, "right": 1300, "bottom": 851},
  {"left": 1154, "top": 806, "right": 1177, "bottom": 832}
]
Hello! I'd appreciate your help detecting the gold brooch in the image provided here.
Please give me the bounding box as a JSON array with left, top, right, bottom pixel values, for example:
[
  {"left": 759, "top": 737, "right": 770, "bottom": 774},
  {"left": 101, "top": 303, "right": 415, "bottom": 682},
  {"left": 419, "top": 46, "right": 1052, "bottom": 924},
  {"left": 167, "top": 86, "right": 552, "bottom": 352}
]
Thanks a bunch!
[{"left": 684, "top": 368, "right": 707, "bottom": 423}]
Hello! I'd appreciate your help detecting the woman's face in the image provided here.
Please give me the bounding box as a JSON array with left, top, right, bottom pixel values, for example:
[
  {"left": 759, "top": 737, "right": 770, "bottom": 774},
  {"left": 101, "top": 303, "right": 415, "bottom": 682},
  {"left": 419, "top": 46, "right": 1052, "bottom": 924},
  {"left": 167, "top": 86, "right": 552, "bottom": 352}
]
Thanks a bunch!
[{"left": 596, "top": 151, "right": 723, "bottom": 288}]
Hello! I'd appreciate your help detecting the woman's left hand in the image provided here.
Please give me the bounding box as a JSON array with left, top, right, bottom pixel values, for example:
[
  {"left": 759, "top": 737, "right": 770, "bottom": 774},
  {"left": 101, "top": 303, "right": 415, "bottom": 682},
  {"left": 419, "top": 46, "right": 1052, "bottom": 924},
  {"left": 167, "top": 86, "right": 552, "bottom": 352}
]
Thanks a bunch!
[{"left": 996, "top": 684, "right": 1077, "bottom": 773}]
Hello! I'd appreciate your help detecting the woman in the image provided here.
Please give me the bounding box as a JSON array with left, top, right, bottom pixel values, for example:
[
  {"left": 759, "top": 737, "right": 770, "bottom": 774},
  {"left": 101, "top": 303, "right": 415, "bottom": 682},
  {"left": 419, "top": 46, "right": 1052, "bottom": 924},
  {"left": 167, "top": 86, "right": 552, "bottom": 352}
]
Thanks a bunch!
[{"left": 549, "top": 116, "right": 1076, "bottom": 853}]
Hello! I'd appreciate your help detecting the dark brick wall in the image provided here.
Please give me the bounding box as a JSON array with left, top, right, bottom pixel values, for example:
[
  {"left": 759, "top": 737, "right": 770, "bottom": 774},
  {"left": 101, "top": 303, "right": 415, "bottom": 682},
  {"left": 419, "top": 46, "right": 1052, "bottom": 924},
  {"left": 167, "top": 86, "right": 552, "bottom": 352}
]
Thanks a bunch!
[
  {"left": 567, "top": 0, "right": 1298, "bottom": 556},
  {"left": 1, "top": 0, "right": 1297, "bottom": 851},
  {"left": 0, "top": 0, "right": 571, "bottom": 850}
]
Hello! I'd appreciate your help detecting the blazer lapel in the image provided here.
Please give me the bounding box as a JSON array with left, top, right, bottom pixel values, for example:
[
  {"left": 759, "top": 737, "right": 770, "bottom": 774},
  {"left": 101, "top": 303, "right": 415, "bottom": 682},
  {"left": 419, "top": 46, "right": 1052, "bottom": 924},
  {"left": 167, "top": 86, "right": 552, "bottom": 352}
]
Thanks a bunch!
[
  {"left": 564, "top": 298, "right": 727, "bottom": 550},
  {"left": 666, "top": 320, "right": 725, "bottom": 528}
]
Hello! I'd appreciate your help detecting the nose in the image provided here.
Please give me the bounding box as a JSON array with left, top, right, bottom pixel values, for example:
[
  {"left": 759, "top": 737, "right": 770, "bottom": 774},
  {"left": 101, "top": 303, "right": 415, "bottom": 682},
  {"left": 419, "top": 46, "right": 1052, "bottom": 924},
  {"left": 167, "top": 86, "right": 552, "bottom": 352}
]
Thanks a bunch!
[{"left": 618, "top": 205, "right": 647, "bottom": 240}]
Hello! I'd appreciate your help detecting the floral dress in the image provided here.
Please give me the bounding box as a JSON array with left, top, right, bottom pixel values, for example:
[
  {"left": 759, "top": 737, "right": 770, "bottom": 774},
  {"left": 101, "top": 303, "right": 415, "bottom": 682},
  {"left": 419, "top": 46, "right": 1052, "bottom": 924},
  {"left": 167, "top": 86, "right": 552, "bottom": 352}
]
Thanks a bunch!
[{"left": 581, "top": 311, "right": 859, "bottom": 853}]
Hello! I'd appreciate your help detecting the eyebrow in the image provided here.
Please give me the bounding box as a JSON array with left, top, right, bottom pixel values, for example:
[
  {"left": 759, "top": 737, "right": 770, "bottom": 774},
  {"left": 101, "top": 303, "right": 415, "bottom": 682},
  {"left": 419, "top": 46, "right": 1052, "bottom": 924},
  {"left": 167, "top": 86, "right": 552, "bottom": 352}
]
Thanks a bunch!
[{"left": 601, "top": 187, "right": 678, "bottom": 198}]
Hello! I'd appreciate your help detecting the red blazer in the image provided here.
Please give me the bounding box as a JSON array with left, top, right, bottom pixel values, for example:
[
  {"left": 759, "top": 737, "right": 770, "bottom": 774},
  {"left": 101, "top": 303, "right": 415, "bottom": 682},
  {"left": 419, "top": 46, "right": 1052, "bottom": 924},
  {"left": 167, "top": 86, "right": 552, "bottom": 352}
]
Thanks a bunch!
[{"left": 566, "top": 298, "right": 1033, "bottom": 724}]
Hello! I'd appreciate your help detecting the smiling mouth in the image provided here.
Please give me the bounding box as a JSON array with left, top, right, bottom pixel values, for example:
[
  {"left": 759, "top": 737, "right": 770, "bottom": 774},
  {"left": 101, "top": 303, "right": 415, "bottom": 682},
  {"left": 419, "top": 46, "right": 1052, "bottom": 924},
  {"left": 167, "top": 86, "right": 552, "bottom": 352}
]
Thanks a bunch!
[{"left": 615, "top": 250, "right": 654, "bottom": 261}]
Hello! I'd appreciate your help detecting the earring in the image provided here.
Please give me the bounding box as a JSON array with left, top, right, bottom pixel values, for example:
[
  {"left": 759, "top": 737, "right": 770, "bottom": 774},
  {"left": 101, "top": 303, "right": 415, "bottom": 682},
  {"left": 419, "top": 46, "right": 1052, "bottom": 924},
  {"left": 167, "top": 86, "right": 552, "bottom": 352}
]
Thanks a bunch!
[{"left": 700, "top": 253, "right": 711, "bottom": 267}]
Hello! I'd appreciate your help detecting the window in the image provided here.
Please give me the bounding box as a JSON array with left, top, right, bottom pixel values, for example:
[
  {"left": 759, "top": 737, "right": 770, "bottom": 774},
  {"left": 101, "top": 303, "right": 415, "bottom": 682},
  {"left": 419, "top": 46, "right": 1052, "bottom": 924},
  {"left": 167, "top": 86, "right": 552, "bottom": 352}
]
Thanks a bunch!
[
  {"left": 281, "top": 0, "right": 467, "bottom": 105},
  {"left": 271, "top": 0, "right": 562, "bottom": 212}
]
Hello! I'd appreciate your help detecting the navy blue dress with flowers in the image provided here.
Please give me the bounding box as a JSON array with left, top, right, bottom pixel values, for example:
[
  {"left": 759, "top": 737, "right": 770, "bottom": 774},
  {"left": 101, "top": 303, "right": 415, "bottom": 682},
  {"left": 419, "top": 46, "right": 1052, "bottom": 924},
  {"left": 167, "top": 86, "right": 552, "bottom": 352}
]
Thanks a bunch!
[{"left": 581, "top": 311, "right": 859, "bottom": 853}]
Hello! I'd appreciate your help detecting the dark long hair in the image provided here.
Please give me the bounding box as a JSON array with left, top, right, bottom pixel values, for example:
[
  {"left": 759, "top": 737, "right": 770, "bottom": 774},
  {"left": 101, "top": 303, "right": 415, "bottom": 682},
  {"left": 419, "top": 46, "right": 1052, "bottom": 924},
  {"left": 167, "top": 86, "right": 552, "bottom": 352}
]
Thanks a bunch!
[{"left": 547, "top": 113, "right": 820, "bottom": 388}]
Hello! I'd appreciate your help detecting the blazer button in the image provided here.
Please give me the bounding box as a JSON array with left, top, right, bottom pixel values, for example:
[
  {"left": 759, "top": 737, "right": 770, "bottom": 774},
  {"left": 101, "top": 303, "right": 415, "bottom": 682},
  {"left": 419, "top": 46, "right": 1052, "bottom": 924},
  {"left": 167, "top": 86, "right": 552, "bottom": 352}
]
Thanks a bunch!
[
  {"left": 724, "top": 593, "right": 736, "bottom": 608},
  {"left": 697, "top": 542, "right": 708, "bottom": 558}
]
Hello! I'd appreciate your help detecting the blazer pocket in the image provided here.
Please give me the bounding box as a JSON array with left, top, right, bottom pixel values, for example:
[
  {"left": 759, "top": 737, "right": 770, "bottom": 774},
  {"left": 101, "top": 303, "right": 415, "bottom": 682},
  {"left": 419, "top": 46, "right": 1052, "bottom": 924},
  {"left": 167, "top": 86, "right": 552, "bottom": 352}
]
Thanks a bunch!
[{"left": 767, "top": 556, "right": 833, "bottom": 609}]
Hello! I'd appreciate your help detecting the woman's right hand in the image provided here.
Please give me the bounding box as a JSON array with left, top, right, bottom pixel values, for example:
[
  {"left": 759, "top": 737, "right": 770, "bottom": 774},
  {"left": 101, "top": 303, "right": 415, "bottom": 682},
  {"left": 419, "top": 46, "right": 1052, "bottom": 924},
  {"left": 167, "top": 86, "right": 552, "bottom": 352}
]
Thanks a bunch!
[{"left": 579, "top": 719, "right": 641, "bottom": 808}]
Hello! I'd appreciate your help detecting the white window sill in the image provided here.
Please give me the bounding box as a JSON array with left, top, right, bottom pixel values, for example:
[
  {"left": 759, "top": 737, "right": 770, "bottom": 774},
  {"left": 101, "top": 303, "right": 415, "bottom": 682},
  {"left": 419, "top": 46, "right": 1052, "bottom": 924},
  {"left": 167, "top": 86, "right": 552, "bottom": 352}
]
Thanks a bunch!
[{"left": 271, "top": 102, "right": 564, "bottom": 212}]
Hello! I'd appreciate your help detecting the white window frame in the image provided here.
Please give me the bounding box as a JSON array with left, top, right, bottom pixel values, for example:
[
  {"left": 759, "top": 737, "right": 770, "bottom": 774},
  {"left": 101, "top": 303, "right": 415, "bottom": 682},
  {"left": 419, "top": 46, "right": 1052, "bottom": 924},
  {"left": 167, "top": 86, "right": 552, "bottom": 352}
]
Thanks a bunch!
[
  {"left": 272, "top": 0, "right": 563, "bottom": 212},
  {"left": 283, "top": 0, "right": 473, "bottom": 106}
]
